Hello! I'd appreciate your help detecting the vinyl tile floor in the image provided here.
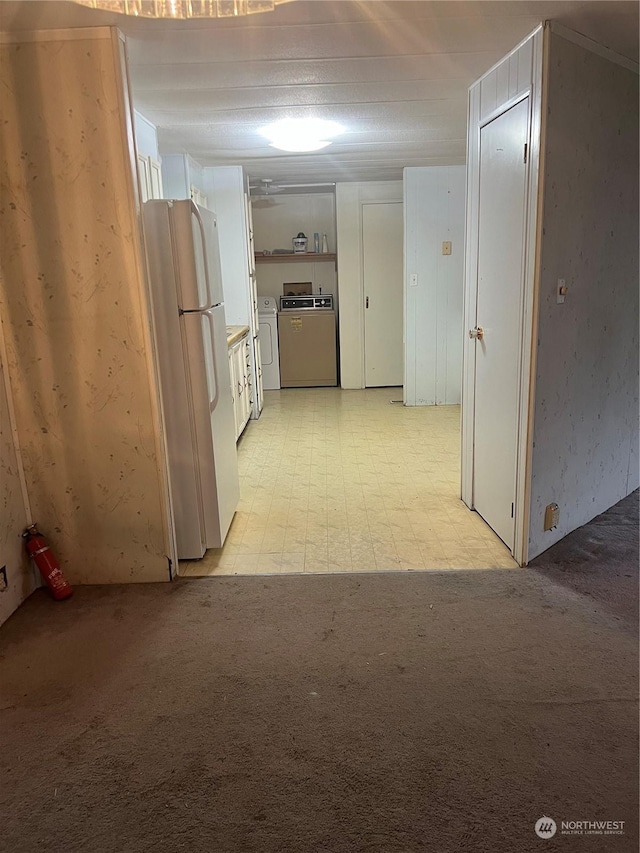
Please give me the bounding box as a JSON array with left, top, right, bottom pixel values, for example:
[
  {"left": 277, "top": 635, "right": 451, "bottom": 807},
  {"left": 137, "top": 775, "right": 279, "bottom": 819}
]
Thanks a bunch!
[{"left": 180, "top": 388, "right": 519, "bottom": 577}]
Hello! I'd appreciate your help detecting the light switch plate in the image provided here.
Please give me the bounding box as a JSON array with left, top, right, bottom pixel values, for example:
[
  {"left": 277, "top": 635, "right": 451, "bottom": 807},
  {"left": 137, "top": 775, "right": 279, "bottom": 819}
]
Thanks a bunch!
[
  {"left": 556, "top": 278, "right": 567, "bottom": 304},
  {"left": 442, "top": 241, "right": 452, "bottom": 256},
  {"left": 409, "top": 273, "right": 418, "bottom": 288}
]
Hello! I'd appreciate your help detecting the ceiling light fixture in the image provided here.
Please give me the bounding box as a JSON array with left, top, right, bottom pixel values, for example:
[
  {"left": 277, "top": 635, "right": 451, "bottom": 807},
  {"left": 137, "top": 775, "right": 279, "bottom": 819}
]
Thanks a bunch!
[
  {"left": 268, "top": 138, "right": 332, "bottom": 153},
  {"left": 72, "top": 0, "right": 292, "bottom": 19},
  {"left": 259, "top": 118, "right": 345, "bottom": 153}
]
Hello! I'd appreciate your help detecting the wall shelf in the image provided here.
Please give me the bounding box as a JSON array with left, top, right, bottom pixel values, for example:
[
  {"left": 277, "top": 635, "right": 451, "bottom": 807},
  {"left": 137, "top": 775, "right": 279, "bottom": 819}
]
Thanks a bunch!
[{"left": 255, "top": 252, "right": 336, "bottom": 264}]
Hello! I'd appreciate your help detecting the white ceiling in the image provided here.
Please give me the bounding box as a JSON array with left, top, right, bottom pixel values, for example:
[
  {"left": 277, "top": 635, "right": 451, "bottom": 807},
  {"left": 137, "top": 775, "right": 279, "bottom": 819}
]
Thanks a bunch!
[{"left": 1, "top": 1, "right": 638, "bottom": 185}]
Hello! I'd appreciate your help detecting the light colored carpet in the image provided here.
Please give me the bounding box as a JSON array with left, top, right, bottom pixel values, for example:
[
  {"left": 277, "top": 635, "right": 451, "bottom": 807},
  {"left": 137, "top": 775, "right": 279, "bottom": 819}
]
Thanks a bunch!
[{"left": 1, "top": 493, "right": 637, "bottom": 852}]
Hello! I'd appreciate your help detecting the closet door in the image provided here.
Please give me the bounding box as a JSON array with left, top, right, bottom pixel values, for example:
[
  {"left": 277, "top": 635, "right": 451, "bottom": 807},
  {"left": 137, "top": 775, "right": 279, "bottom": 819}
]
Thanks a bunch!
[
  {"left": 363, "top": 202, "right": 404, "bottom": 387},
  {"left": 471, "top": 97, "right": 529, "bottom": 550}
]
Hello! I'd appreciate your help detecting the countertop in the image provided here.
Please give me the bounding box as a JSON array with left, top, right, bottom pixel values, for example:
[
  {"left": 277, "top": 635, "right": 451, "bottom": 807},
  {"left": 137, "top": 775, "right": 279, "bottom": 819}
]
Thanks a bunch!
[{"left": 226, "top": 325, "right": 250, "bottom": 347}]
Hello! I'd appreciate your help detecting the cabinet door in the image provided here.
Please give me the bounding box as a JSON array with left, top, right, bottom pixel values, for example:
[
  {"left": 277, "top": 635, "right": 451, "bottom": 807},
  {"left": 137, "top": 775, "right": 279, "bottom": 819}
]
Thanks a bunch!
[
  {"left": 190, "top": 185, "right": 208, "bottom": 209},
  {"left": 252, "top": 335, "right": 263, "bottom": 417},
  {"left": 249, "top": 274, "right": 259, "bottom": 333},
  {"left": 244, "top": 193, "right": 256, "bottom": 277},
  {"left": 149, "top": 157, "right": 163, "bottom": 199},
  {"left": 228, "top": 347, "right": 239, "bottom": 440},
  {"left": 235, "top": 339, "right": 251, "bottom": 432},
  {"left": 232, "top": 341, "right": 246, "bottom": 439},
  {"left": 242, "top": 340, "right": 252, "bottom": 426},
  {"left": 246, "top": 339, "right": 254, "bottom": 408},
  {"left": 137, "top": 153, "right": 151, "bottom": 203},
  {"left": 233, "top": 342, "right": 245, "bottom": 430}
]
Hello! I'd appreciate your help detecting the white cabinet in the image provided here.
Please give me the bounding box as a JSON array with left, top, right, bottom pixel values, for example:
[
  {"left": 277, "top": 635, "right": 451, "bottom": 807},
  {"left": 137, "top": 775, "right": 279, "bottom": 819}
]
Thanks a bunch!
[
  {"left": 138, "top": 154, "right": 163, "bottom": 202},
  {"left": 228, "top": 334, "right": 251, "bottom": 441},
  {"left": 206, "top": 167, "right": 263, "bottom": 420},
  {"left": 190, "top": 184, "right": 208, "bottom": 208},
  {"left": 149, "top": 159, "right": 163, "bottom": 199}
]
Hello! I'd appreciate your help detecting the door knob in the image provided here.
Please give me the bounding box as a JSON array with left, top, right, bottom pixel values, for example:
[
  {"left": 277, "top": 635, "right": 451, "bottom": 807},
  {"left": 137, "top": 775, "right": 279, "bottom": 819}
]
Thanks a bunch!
[{"left": 468, "top": 326, "right": 484, "bottom": 340}]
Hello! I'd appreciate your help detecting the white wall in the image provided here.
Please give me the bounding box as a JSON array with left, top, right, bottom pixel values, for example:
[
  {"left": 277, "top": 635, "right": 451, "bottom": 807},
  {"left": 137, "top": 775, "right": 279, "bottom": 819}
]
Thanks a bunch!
[
  {"left": 335, "top": 181, "right": 403, "bottom": 389},
  {"left": 527, "top": 31, "right": 639, "bottom": 559},
  {"left": 134, "top": 110, "right": 159, "bottom": 161},
  {"left": 252, "top": 193, "right": 337, "bottom": 301},
  {"left": 160, "top": 153, "right": 207, "bottom": 202},
  {"left": 404, "top": 166, "right": 465, "bottom": 406},
  {"left": 160, "top": 154, "right": 189, "bottom": 199}
]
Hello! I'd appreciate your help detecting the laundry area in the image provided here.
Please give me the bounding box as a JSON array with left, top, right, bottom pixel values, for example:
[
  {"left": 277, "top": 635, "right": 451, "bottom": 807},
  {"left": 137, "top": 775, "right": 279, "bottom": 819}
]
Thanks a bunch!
[{"left": 252, "top": 189, "right": 339, "bottom": 393}]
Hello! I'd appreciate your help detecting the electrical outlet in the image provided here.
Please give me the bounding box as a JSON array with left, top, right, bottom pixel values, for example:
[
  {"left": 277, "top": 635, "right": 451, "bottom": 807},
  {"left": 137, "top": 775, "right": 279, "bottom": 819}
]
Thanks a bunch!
[
  {"left": 544, "top": 503, "right": 560, "bottom": 531},
  {"left": 442, "top": 241, "right": 452, "bottom": 256},
  {"left": 0, "top": 566, "right": 7, "bottom": 592},
  {"left": 556, "top": 278, "right": 567, "bottom": 304}
]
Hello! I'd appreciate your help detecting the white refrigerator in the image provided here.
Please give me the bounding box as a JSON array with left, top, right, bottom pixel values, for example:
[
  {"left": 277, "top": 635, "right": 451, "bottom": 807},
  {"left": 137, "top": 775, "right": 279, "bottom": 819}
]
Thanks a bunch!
[{"left": 142, "top": 199, "right": 240, "bottom": 560}]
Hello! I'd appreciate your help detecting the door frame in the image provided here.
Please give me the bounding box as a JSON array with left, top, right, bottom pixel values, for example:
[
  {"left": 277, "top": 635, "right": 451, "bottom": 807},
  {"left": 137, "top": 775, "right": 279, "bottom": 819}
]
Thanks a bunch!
[
  {"left": 335, "top": 182, "right": 403, "bottom": 388},
  {"left": 359, "top": 196, "right": 404, "bottom": 389},
  {"left": 461, "top": 26, "right": 545, "bottom": 566}
]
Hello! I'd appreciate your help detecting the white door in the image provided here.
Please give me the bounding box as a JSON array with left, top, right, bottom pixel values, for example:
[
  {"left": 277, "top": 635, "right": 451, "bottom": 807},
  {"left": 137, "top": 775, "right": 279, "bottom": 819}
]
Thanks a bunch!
[
  {"left": 363, "top": 202, "right": 403, "bottom": 387},
  {"left": 472, "top": 97, "right": 529, "bottom": 549}
]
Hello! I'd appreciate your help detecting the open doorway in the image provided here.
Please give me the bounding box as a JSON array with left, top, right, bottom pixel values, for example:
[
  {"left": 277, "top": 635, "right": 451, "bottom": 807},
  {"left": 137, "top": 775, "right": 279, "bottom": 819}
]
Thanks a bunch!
[
  {"left": 175, "top": 156, "right": 521, "bottom": 575},
  {"left": 176, "top": 33, "right": 547, "bottom": 580},
  {"left": 179, "top": 171, "right": 511, "bottom": 578}
]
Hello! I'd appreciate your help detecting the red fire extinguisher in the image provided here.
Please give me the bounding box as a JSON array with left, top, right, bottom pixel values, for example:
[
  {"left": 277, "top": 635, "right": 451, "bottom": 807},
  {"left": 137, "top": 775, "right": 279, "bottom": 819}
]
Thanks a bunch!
[{"left": 23, "top": 524, "right": 73, "bottom": 601}]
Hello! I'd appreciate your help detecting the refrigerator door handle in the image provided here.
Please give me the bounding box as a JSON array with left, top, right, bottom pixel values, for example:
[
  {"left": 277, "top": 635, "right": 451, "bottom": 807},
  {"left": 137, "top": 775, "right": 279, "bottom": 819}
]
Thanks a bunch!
[
  {"left": 204, "top": 310, "right": 221, "bottom": 415},
  {"left": 192, "top": 203, "right": 213, "bottom": 309}
]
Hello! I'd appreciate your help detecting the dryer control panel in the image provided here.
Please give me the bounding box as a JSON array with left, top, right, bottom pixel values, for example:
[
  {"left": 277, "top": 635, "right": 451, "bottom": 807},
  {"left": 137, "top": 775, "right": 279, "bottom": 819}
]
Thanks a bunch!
[{"left": 280, "top": 295, "right": 334, "bottom": 311}]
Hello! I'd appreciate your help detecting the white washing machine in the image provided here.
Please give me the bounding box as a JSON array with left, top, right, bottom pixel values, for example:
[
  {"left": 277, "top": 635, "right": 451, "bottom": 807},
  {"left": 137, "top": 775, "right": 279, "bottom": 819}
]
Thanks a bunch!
[{"left": 258, "top": 297, "right": 281, "bottom": 390}]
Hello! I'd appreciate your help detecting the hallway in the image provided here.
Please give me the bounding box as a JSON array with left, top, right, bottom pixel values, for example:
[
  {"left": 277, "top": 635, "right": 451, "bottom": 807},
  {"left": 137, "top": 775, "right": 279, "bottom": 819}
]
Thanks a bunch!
[{"left": 181, "top": 389, "right": 518, "bottom": 576}]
